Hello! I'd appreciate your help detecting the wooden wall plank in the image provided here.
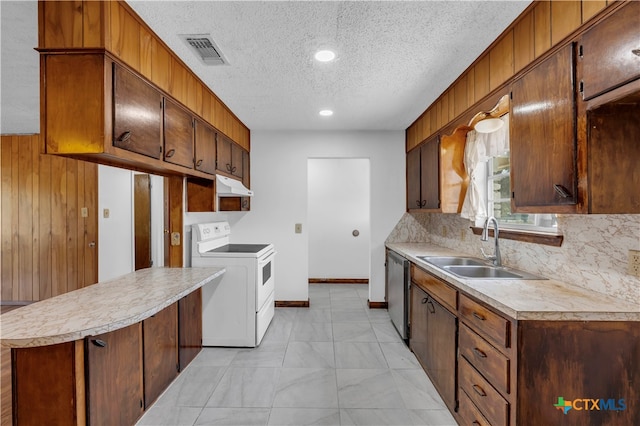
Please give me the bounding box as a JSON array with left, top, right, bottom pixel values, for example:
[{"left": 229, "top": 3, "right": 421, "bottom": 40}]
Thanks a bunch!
[
  {"left": 40, "top": 1, "right": 84, "bottom": 49},
  {"left": 30, "top": 136, "right": 40, "bottom": 301},
  {"left": 10, "top": 138, "right": 19, "bottom": 300},
  {"left": 51, "top": 155, "right": 68, "bottom": 297},
  {"left": 76, "top": 163, "right": 85, "bottom": 291},
  {"left": 551, "top": 1, "right": 582, "bottom": 46},
  {"left": 514, "top": 11, "right": 535, "bottom": 73},
  {"left": 109, "top": 1, "right": 140, "bottom": 72},
  {"left": 84, "top": 163, "right": 98, "bottom": 287},
  {"left": 139, "top": 26, "right": 154, "bottom": 82},
  {"left": 39, "top": 149, "right": 53, "bottom": 300},
  {"left": 151, "top": 39, "right": 171, "bottom": 93},
  {"left": 0, "top": 137, "right": 12, "bottom": 300},
  {"left": 534, "top": 1, "right": 551, "bottom": 59},
  {"left": 474, "top": 55, "right": 491, "bottom": 101},
  {"left": 18, "top": 136, "right": 34, "bottom": 300},
  {"left": 82, "top": 0, "right": 104, "bottom": 47},
  {"left": 490, "top": 29, "right": 514, "bottom": 91},
  {"left": 582, "top": 0, "right": 607, "bottom": 23},
  {"left": 66, "top": 159, "right": 78, "bottom": 293}
]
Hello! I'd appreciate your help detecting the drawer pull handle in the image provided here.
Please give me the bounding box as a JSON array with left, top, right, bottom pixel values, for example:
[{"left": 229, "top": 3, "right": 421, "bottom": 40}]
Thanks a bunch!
[
  {"left": 472, "top": 421, "right": 482, "bottom": 426},
  {"left": 473, "top": 347, "right": 487, "bottom": 358},
  {"left": 421, "top": 297, "right": 428, "bottom": 304},
  {"left": 116, "top": 131, "right": 132, "bottom": 144},
  {"left": 427, "top": 300, "right": 436, "bottom": 314},
  {"left": 472, "top": 312, "right": 486, "bottom": 321},
  {"left": 165, "top": 149, "right": 176, "bottom": 158},
  {"left": 91, "top": 339, "right": 107, "bottom": 348},
  {"left": 196, "top": 159, "right": 203, "bottom": 168},
  {"left": 472, "top": 384, "right": 487, "bottom": 397}
]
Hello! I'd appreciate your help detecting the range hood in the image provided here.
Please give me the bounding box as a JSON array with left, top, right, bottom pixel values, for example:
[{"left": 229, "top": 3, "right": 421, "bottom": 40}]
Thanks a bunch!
[{"left": 216, "top": 175, "right": 253, "bottom": 197}]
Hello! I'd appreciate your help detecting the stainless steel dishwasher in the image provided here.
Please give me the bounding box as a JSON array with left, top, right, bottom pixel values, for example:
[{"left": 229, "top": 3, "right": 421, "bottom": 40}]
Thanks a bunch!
[{"left": 386, "top": 249, "right": 409, "bottom": 340}]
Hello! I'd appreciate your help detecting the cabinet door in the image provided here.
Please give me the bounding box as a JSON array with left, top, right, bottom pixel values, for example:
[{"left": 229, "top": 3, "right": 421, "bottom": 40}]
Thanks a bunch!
[
  {"left": 143, "top": 303, "right": 178, "bottom": 408},
  {"left": 241, "top": 149, "right": 251, "bottom": 211},
  {"left": 113, "top": 64, "right": 162, "bottom": 159},
  {"left": 164, "top": 98, "right": 195, "bottom": 168},
  {"left": 216, "top": 133, "right": 233, "bottom": 174},
  {"left": 580, "top": 1, "right": 640, "bottom": 100},
  {"left": 407, "top": 148, "right": 422, "bottom": 209},
  {"left": 194, "top": 119, "right": 216, "bottom": 175},
  {"left": 511, "top": 43, "right": 576, "bottom": 209},
  {"left": 409, "top": 285, "right": 429, "bottom": 367},
  {"left": 421, "top": 137, "right": 440, "bottom": 210},
  {"left": 179, "top": 288, "right": 203, "bottom": 370},
  {"left": 86, "top": 323, "right": 144, "bottom": 426},
  {"left": 425, "top": 296, "right": 457, "bottom": 412},
  {"left": 231, "top": 143, "right": 245, "bottom": 179}
]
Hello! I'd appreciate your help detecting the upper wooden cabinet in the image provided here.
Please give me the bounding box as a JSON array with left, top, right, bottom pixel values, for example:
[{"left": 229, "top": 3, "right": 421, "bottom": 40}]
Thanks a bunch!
[
  {"left": 194, "top": 119, "right": 217, "bottom": 175},
  {"left": 216, "top": 133, "right": 245, "bottom": 179},
  {"left": 510, "top": 43, "right": 577, "bottom": 212},
  {"left": 163, "top": 98, "right": 195, "bottom": 169},
  {"left": 113, "top": 64, "right": 163, "bottom": 159},
  {"left": 579, "top": 1, "right": 640, "bottom": 101}
]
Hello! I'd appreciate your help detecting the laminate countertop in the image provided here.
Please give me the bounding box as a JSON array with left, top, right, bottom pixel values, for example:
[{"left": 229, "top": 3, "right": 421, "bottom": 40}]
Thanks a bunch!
[
  {"left": 387, "top": 242, "right": 640, "bottom": 321},
  {"left": 0, "top": 267, "right": 225, "bottom": 348}
]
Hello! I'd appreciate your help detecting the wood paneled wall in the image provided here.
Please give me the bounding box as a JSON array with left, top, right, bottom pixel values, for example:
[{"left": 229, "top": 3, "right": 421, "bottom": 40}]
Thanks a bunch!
[
  {"left": 406, "top": 0, "right": 611, "bottom": 151},
  {"left": 1, "top": 134, "right": 98, "bottom": 302}
]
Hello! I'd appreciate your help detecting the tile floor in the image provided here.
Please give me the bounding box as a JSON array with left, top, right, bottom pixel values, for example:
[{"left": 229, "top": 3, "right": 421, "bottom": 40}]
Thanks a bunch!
[{"left": 137, "top": 284, "right": 457, "bottom": 426}]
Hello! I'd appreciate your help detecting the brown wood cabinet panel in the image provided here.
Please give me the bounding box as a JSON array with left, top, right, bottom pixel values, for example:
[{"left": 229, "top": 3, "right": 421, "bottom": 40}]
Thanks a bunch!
[
  {"left": 410, "top": 285, "right": 429, "bottom": 368},
  {"left": 517, "top": 320, "right": 640, "bottom": 425},
  {"left": 170, "top": 57, "right": 189, "bottom": 107},
  {"left": 406, "top": 125, "right": 417, "bottom": 152},
  {"left": 39, "top": 1, "right": 83, "bottom": 48},
  {"left": 459, "top": 357, "right": 509, "bottom": 426},
  {"left": 424, "top": 296, "right": 457, "bottom": 412},
  {"left": 454, "top": 76, "right": 468, "bottom": 117},
  {"left": 475, "top": 56, "right": 491, "bottom": 101},
  {"left": 459, "top": 323, "right": 510, "bottom": 394},
  {"left": 186, "top": 178, "right": 215, "bottom": 212},
  {"left": 152, "top": 38, "right": 171, "bottom": 93},
  {"left": 551, "top": 0, "right": 581, "bottom": 46},
  {"left": 411, "top": 265, "right": 457, "bottom": 312},
  {"left": 533, "top": 1, "right": 551, "bottom": 58},
  {"left": 164, "top": 98, "right": 195, "bottom": 169},
  {"left": 514, "top": 11, "right": 534, "bottom": 73},
  {"left": 231, "top": 143, "right": 245, "bottom": 179},
  {"left": 143, "top": 303, "right": 178, "bottom": 407},
  {"left": 13, "top": 342, "right": 80, "bottom": 425},
  {"left": 82, "top": 0, "right": 104, "bottom": 48},
  {"left": 109, "top": 1, "right": 140, "bottom": 72},
  {"left": 194, "top": 119, "right": 217, "bottom": 175},
  {"left": 420, "top": 136, "right": 440, "bottom": 210},
  {"left": 459, "top": 294, "right": 510, "bottom": 349},
  {"left": 490, "top": 30, "right": 514, "bottom": 91},
  {"left": 582, "top": 0, "right": 607, "bottom": 22},
  {"left": 587, "top": 102, "right": 640, "bottom": 213},
  {"left": 459, "top": 389, "right": 491, "bottom": 426},
  {"left": 579, "top": 1, "right": 640, "bottom": 100},
  {"left": 216, "top": 132, "right": 233, "bottom": 175},
  {"left": 166, "top": 176, "right": 184, "bottom": 268},
  {"left": 139, "top": 26, "right": 153, "bottom": 81},
  {"left": 179, "top": 288, "right": 203, "bottom": 370},
  {"left": 86, "top": 323, "right": 144, "bottom": 426},
  {"left": 466, "top": 67, "right": 475, "bottom": 107},
  {"left": 406, "top": 147, "right": 422, "bottom": 209},
  {"left": 113, "top": 63, "right": 163, "bottom": 159},
  {"left": 510, "top": 43, "right": 577, "bottom": 210}
]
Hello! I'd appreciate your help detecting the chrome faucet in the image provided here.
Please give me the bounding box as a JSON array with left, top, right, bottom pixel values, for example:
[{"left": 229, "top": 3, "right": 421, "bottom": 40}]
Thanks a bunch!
[{"left": 481, "top": 216, "right": 502, "bottom": 267}]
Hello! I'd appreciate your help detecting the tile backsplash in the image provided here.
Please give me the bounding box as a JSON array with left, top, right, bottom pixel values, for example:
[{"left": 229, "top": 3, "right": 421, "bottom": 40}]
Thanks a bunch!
[{"left": 387, "top": 212, "right": 640, "bottom": 304}]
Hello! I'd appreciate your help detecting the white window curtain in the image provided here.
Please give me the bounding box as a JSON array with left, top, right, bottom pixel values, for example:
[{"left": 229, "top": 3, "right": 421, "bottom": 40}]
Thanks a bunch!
[{"left": 460, "top": 114, "right": 510, "bottom": 226}]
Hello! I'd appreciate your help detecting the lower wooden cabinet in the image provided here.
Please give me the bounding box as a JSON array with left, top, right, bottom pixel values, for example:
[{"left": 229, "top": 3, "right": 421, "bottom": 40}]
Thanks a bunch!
[
  {"left": 143, "top": 302, "right": 179, "bottom": 408},
  {"left": 86, "top": 323, "right": 144, "bottom": 426},
  {"left": 179, "top": 288, "right": 203, "bottom": 370}
]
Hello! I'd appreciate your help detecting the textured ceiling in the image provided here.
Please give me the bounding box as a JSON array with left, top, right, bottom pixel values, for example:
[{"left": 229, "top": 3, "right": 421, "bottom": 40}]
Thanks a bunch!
[{"left": 1, "top": 1, "right": 532, "bottom": 134}]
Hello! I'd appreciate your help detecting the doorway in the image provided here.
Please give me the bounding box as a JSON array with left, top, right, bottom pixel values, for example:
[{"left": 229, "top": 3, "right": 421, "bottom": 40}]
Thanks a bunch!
[
  {"left": 133, "top": 173, "right": 166, "bottom": 271},
  {"left": 307, "top": 158, "right": 370, "bottom": 282}
]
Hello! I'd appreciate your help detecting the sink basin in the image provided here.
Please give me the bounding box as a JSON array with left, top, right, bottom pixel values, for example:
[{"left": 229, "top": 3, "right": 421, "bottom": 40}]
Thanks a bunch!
[
  {"left": 443, "top": 265, "right": 545, "bottom": 280},
  {"left": 418, "top": 256, "right": 487, "bottom": 267}
]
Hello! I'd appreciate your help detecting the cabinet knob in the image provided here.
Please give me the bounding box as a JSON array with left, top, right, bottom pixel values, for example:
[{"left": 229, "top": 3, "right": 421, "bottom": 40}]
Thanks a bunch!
[
  {"left": 91, "top": 339, "right": 107, "bottom": 348},
  {"left": 165, "top": 149, "right": 176, "bottom": 158},
  {"left": 196, "top": 159, "right": 203, "bottom": 168},
  {"left": 116, "top": 131, "right": 132, "bottom": 144}
]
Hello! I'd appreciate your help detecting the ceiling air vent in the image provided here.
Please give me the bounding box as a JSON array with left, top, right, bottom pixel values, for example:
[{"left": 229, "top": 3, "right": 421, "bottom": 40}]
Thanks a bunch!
[{"left": 180, "top": 34, "right": 228, "bottom": 66}]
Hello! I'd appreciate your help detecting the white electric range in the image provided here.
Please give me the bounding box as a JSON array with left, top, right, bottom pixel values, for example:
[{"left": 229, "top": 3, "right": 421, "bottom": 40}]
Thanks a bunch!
[{"left": 191, "top": 222, "right": 275, "bottom": 347}]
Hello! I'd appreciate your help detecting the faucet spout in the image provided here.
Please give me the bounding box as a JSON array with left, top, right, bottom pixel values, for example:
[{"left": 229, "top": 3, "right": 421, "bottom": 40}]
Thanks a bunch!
[{"left": 481, "top": 216, "right": 502, "bottom": 267}]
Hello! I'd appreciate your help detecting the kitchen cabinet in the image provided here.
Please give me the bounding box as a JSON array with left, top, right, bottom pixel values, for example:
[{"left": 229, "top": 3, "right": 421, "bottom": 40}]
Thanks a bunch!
[
  {"left": 163, "top": 98, "right": 195, "bottom": 169},
  {"left": 113, "top": 63, "right": 163, "bottom": 159},
  {"left": 178, "top": 288, "right": 203, "bottom": 370},
  {"left": 410, "top": 266, "right": 457, "bottom": 412},
  {"left": 143, "top": 302, "right": 178, "bottom": 408},
  {"left": 194, "top": 119, "right": 217, "bottom": 175},
  {"left": 578, "top": 1, "right": 640, "bottom": 101},
  {"left": 86, "top": 323, "right": 144, "bottom": 426},
  {"left": 216, "top": 133, "right": 245, "bottom": 179},
  {"left": 510, "top": 43, "right": 577, "bottom": 212}
]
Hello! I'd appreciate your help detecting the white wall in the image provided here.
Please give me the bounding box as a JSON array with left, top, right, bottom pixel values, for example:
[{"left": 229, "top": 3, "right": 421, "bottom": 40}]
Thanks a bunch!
[
  {"left": 98, "top": 165, "right": 134, "bottom": 281},
  {"left": 222, "top": 130, "right": 406, "bottom": 302},
  {"left": 308, "top": 158, "right": 370, "bottom": 279}
]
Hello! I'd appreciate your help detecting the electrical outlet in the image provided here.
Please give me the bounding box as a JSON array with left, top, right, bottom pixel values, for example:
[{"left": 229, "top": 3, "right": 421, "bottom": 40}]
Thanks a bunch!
[
  {"left": 81, "top": 207, "right": 88, "bottom": 218},
  {"left": 171, "top": 232, "right": 181, "bottom": 246},
  {"left": 103, "top": 208, "right": 110, "bottom": 219},
  {"left": 629, "top": 249, "right": 640, "bottom": 277},
  {"left": 295, "top": 223, "right": 302, "bottom": 234}
]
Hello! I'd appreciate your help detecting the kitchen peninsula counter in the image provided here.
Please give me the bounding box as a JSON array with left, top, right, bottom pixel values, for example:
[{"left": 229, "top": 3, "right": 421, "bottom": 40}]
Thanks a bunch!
[
  {"left": 387, "top": 242, "right": 640, "bottom": 321},
  {"left": 0, "top": 267, "right": 225, "bottom": 348}
]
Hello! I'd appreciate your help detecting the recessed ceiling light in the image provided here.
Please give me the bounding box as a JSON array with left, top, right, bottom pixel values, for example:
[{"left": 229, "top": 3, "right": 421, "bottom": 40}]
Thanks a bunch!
[
  {"left": 319, "top": 109, "right": 334, "bottom": 117},
  {"left": 314, "top": 50, "right": 336, "bottom": 62}
]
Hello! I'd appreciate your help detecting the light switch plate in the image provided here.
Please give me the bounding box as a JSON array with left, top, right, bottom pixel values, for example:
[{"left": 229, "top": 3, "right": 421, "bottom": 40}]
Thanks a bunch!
[
  {"left": 103, "top": 208, "right": 110, "bottom": 219},
  {"left": 295, "top": 223, "right": 302, "bottom": 234},
  {"left": 171, "top": 232, "right": 181, "bottom": 246},
  {"left": 81, "top": 207, "right": 88, "bottom": 218}
]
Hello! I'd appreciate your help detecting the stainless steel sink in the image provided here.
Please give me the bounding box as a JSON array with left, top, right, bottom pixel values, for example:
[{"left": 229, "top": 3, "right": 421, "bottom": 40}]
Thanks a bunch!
[
  {"left": 443, "top": 265, "right": 545, "bottom": 280},
  {"left": 418, "top": 256, "right": 487, "bottom": 267}
]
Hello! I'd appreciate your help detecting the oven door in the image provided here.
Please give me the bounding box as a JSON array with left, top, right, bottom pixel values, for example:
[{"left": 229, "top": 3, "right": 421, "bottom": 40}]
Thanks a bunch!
[{"left": 256, "top": 250, "right": 275, "bottom": 311}]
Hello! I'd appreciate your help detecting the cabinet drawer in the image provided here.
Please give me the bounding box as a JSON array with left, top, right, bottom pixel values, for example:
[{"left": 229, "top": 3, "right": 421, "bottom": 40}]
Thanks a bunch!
[
  {"left": 459, "top": 294, "right": 510, "bottom": 348},
  {"left": 459, "top": 358, "right": 509, "bottom": 426},
  {"left": 459, "top": 389, "right": 492, "bottom": 426},
  {"left": 411, "top": 265, "right": 457, "bottom": 311},
  {"left": 459, "top": 323, "right": 510, "bottom": 394}
]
